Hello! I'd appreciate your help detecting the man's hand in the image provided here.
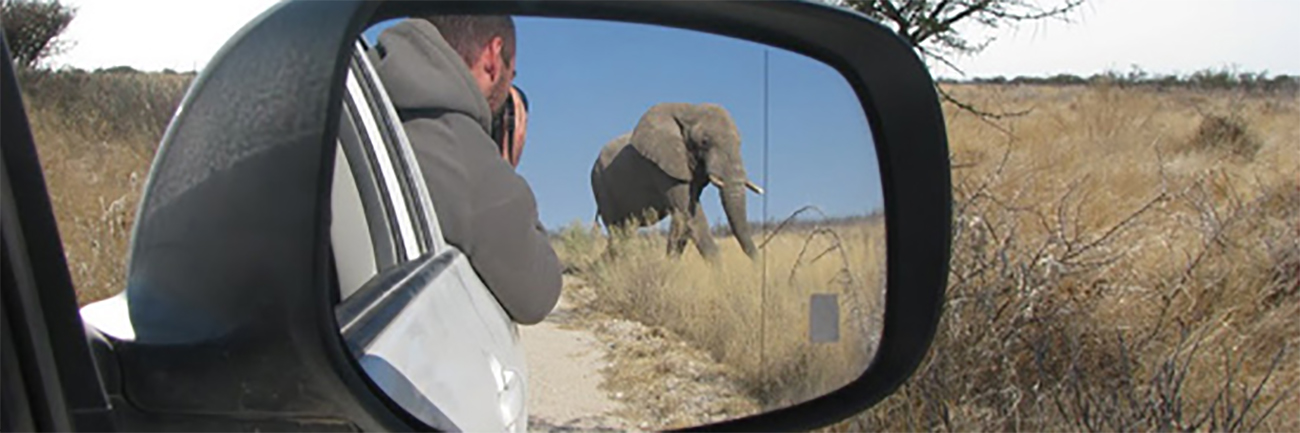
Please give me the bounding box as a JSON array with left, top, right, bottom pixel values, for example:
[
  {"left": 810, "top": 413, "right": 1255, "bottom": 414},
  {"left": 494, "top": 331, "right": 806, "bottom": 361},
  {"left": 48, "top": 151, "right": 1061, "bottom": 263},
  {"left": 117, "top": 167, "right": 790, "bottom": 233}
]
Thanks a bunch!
[{"left": 502, "top": 86, "right": 528, "bottom": 168}]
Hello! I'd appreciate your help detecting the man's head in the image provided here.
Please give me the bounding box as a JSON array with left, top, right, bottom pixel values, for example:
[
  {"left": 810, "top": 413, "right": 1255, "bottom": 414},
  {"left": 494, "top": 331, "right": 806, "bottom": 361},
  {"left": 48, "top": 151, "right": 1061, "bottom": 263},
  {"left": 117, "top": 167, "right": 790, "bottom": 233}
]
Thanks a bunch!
[{"left": 422, "top": 15, "right": 517, "bottom": 116}]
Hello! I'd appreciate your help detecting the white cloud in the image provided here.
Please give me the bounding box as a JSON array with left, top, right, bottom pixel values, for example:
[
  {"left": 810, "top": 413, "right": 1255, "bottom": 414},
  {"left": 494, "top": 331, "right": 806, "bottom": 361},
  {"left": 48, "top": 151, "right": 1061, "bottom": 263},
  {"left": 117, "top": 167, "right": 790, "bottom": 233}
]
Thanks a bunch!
[
  {"left": 940, "top": 0, "right": 1300, "bottom": 77},
  {"left": 51, "top": 0, "right": 281, "bottom": 71}
]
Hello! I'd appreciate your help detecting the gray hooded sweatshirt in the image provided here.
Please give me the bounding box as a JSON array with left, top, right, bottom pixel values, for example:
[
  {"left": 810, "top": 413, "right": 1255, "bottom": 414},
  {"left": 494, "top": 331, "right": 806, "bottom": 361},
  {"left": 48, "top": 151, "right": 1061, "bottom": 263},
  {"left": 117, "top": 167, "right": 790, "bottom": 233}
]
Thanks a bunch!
[{"left": 371, "top": 18, "right": 561, "bottom": 325}]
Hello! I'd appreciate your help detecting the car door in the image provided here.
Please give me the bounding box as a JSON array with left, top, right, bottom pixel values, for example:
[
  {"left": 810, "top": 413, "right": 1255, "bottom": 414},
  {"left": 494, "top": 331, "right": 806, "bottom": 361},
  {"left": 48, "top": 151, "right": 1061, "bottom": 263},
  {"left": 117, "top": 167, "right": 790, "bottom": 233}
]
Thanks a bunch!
[{"left": 329, "top": 40, "right": 529, "bottom": 433}]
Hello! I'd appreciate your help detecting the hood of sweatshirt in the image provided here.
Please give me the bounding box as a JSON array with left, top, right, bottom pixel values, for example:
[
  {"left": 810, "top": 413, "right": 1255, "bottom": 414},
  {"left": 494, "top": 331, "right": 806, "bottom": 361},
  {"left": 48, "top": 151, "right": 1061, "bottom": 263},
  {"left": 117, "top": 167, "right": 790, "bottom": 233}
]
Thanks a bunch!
[{"left": 372, "top": 18, "right": 493, "bottom": 134}]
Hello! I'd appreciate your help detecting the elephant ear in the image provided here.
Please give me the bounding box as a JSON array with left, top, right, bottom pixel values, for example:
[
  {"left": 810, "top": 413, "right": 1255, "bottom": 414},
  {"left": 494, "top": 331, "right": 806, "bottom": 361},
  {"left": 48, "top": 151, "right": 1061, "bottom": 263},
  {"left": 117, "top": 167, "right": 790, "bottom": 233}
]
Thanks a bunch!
[{"left": 630, "top": 114, "right": 694, "bottom": 182}]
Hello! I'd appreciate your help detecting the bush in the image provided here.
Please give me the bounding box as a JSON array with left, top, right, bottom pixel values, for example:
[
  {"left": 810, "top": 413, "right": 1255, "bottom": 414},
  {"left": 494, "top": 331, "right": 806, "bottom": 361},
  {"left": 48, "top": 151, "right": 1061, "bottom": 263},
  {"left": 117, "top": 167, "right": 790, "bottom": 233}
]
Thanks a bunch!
[
  {"left": 18, "top": 68, "right": 192, "bottom": 144},
  {"left": 1188, "top": 114, "right": 1262, "bottom": 160},
  {"left": 551, "top": 219, "right": 608, "bottom": 274},
  {"left": 842, "top": 174, "right": 1297, "bottom": 431},
  {"left": 826, "top": 84, "right": 1299, "bottom": 432},
  {"left": 961, "top": 69, "right": 1299, "bottom": 94}
]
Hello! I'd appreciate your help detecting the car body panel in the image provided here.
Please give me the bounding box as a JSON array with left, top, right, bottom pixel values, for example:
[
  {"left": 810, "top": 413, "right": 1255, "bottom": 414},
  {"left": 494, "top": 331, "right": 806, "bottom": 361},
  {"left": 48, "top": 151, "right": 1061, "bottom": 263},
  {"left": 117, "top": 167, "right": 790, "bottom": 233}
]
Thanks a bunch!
[{"left": 338, "top": 249, "right": 526, "bottom": 432}]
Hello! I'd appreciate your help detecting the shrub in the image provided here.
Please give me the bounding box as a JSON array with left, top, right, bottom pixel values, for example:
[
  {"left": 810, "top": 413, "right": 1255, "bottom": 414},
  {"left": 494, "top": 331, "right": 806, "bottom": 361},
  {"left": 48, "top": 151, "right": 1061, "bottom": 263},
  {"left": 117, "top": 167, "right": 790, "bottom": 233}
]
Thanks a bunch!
[
  {"left": 18, "top": 68, "right": 193, "bottom": 144},
  {"left": 551, "top": 219, "right": 605, "bottom": 274},
  {"left": 1188, "top": 114, "right": 1262, "bottom": 160},
  {"left": 828, "top": 83, "right": 1299, "bottom": 432}
]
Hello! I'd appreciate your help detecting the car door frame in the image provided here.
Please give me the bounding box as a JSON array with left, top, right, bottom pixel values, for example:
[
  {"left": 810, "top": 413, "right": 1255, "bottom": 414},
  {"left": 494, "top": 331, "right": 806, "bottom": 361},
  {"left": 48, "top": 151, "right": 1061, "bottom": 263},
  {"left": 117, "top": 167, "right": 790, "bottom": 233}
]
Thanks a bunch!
[
  {"left": 331, "top": 42, "right": 415, "bottom": 299},
  {"left": 332, "top": 37, "right": 458, "bottom": 298},
  {"left": 1, "top": 37, "right": 115, "bottom": 432}
]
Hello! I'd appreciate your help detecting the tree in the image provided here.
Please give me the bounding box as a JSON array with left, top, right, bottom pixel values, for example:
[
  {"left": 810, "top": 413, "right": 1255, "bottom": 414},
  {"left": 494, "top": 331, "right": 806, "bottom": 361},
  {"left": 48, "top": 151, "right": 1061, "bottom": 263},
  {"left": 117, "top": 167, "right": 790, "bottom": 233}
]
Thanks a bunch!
[
  {"left": 836, "top": 1, "right": 1082, "bottom": 72},
  {"left": 96, "top": 65, "right": 139, "bottom": 74},
  {"left": 1, "top": 0, "right": 76, "bottom": 69},
  {"left": 825, "top": 0, "right": 1085, "bottom": 119}
]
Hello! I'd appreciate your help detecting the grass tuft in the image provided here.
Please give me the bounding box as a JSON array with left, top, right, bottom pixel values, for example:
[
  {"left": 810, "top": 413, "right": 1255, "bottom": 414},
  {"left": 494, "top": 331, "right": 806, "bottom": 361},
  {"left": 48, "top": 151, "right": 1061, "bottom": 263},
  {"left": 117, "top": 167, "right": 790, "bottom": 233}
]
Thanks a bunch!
[{"left": 1189, "top": 114, "right": 1262, "bottom": 160}]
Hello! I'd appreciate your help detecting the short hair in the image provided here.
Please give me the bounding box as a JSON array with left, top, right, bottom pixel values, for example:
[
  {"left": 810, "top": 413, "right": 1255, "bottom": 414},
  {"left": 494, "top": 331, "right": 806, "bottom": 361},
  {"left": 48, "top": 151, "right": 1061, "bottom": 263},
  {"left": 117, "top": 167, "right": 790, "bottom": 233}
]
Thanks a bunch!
[{"left": 422, "top": 15, "right": 516, "bottom": 67}]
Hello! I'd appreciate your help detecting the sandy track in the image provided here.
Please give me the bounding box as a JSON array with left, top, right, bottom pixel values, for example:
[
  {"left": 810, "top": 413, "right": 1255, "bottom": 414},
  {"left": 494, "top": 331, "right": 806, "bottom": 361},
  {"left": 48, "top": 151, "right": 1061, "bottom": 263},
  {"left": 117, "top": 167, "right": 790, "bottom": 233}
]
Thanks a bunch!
[
  {"left": 521, "top": 276, "right": 633, "bottom": 432},
  {"left": 521, "top": 275, "right": 762, "bottom": 432}
]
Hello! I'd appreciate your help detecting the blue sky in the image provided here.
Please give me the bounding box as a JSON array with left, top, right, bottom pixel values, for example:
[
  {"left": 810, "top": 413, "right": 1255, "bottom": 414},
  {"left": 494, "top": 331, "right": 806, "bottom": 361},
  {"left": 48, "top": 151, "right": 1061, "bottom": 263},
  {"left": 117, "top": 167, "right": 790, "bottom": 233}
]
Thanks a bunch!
[{"left": 365, "top": 17, "right": 882, "bottom": 230}]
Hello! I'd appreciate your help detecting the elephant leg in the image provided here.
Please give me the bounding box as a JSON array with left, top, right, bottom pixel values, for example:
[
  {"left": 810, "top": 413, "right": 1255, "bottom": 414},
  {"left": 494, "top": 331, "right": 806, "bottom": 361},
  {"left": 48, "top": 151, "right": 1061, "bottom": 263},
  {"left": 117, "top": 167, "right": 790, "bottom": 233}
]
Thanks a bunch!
[
  {"left": 592, "top": 171, "right": 630, "bottom": 263},
  {"left": 598, "top": 217, "right": 619, "bottom": 262},
  {"left": 667, "top": 211, "right": 690, "bottom": 257},
  {"left": 687, "top": 202, "right": 720, "bottom": 261},
  {"left": 597, "top": 215, "right": 635, "bottom": 263},
  {"left": 664, "top": 183, "right": 693, "bottom": 258}
]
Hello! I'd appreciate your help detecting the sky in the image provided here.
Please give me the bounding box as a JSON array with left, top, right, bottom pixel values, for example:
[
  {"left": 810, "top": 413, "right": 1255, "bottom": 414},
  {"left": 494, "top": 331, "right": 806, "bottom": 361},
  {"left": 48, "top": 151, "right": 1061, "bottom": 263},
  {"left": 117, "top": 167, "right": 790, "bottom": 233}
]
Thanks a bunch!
[
  {"left": 935, "top": 0, "right": 1300, "bottom": 79},
  {"left": 45, "top": 0, "right": 1300, "bottom": 229}
]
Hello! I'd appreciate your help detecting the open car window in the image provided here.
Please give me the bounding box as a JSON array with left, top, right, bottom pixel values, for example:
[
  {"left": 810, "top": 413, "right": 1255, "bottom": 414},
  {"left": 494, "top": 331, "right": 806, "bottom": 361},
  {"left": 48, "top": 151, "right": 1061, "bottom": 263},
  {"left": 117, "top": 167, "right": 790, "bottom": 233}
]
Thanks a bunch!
[{"left": 332, "top": 40, "right": 445, "bottom": 300}]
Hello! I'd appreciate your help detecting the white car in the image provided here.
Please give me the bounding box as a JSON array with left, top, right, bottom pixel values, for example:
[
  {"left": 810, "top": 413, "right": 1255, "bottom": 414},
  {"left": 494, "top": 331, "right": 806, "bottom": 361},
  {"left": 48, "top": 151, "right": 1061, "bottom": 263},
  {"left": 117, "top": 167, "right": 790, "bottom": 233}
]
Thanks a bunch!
[{"left": 79, "top": 38, "right": 527, "bottom": 432}]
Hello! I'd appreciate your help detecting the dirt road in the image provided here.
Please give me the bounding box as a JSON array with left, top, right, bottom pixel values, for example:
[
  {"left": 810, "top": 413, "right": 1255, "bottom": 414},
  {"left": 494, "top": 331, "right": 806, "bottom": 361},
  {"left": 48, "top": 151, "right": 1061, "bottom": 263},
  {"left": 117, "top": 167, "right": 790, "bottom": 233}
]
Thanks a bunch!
[
  {"left": 520, "top": 277, "right": 632, "bottom": 432},
  {"left": 520, "top": 276, "right": 761, "bottom": 432}
]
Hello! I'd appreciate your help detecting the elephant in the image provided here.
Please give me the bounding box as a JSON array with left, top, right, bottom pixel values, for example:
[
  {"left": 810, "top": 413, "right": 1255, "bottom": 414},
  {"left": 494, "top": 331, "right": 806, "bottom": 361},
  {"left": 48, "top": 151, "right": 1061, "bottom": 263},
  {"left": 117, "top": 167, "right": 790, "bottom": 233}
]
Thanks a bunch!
[{"left": 590, "top": 102, "right": 764, "bottom": 261}]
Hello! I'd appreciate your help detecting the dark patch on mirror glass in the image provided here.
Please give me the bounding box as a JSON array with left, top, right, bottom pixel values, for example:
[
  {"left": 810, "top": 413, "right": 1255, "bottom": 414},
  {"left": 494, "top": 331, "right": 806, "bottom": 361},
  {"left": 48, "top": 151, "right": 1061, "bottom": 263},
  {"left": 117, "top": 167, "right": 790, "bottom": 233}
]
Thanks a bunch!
[{"left": 809, "top": 293, "right": 840, "bottom": 343}]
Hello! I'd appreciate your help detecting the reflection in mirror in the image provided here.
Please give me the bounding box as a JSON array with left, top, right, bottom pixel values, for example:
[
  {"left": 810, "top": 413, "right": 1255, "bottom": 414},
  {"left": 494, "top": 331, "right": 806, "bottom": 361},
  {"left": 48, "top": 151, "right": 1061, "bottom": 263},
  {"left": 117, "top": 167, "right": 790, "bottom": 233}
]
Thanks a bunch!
[{"left": 337, "top": 14, "right": 885, "bottom": 432}]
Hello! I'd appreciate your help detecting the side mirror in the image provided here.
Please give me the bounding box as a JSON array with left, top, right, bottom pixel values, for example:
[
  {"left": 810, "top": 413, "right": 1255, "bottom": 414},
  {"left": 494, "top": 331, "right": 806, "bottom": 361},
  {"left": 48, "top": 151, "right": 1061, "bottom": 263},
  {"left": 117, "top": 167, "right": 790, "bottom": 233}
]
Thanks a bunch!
[{"left": 81, "top": 1, "right": 950, "bottom": 431}]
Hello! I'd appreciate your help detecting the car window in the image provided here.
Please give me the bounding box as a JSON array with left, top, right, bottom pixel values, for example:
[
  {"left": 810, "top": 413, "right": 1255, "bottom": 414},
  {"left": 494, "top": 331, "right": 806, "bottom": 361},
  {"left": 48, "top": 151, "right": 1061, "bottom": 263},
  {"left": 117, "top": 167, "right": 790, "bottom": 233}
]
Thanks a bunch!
[
  {"left": 349, "top": 41, "right": 441, "bottom": 254},
  {"left": 330, "top": 135, "right": 382, "bottom": 299},
  {"left": 342, "top": 59, "right": 422, "bottom": 262},
  {"left": 332, "top": 40, "right": 450, "bottom": 300},
  {"left": 331, "top": 45, "right": 411, "bottom": 299}
]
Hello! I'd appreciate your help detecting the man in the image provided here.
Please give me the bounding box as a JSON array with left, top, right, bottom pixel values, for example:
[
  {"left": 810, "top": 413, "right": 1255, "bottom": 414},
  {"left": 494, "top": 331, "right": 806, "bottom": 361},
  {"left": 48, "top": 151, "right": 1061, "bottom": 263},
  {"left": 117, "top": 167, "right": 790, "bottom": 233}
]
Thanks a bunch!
[{"left": 370, "top": 15, "right": 561, "bottom": 325}]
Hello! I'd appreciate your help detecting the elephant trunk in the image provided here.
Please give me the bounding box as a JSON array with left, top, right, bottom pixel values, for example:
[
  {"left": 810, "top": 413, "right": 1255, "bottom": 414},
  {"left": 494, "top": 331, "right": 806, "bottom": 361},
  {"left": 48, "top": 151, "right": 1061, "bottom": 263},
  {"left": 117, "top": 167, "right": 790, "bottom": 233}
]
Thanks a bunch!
[{"left": 719, "top": 183, "right": 759, "bottom": 260}]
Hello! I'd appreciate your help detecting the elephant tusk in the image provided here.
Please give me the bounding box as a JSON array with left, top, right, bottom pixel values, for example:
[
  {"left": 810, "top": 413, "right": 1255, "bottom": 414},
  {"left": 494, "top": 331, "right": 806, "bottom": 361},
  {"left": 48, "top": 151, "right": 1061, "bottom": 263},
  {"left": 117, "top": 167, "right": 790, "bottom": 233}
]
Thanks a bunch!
[
  {"left": 709, "top": 174, "right": 726, "bottom": 188},
  {"left": 746, "top": 180, "right": 764, "bottom": 195}
]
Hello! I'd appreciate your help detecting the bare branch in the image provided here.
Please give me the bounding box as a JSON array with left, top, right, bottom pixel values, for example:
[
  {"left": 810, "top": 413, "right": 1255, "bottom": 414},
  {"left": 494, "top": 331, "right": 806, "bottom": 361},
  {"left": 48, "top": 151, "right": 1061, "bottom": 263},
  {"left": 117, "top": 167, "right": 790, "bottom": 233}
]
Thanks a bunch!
[
  {"left": 936, "top": 85, "right": 1030, "bottom": 136},
  {"left": 916, "top": 0, "right": 995, "bottom": 45},
  {"left": 1060, "top": 189, "right": 1169, "bottom": 263},
  {"left": 837, "top": 0, "right": 1087, "bottom": 118}
]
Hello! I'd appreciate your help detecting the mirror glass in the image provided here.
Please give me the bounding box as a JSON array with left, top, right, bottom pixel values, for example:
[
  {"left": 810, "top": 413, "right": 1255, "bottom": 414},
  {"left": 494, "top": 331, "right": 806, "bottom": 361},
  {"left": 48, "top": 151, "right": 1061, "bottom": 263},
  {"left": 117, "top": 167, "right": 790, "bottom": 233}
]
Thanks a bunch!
[{"left": 335, "top": 14, "right": 886, "bottom": 431}]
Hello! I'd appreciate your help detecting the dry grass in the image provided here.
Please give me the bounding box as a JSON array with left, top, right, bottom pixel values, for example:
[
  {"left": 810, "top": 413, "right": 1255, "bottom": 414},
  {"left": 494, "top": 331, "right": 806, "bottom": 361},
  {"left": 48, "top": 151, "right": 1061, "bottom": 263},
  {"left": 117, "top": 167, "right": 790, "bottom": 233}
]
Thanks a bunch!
[
  {"left": 834, "top": 83, "right": 1300, "bottom": 432},
  {"left": 17, "top": 68, "right": 192, "bottom": 305},
  {"left": 553, "top": 211, "right": 887, "bottom": 410}
]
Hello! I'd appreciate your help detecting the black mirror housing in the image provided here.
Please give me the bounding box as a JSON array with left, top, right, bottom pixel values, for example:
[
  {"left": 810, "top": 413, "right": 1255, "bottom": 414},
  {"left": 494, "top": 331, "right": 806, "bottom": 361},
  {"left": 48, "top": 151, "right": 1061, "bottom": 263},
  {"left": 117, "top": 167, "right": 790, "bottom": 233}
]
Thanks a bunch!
[{"left": 110, "top": 1, "right": 950, "bottom": 431}]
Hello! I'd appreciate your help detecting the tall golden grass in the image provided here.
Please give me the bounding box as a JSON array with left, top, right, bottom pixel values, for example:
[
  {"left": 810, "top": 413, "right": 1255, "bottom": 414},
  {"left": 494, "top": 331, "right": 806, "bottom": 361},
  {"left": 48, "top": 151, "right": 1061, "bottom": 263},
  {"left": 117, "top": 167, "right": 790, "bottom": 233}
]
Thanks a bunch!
[
  {"left": 19, "top": 69, "right": 192, "bottom": 305},
  {"left": 837, "top": 83, "right": 1299, "bottom": 432},
  {"left": 553, "top": 211, "right": 887, "bottom": 409}
]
